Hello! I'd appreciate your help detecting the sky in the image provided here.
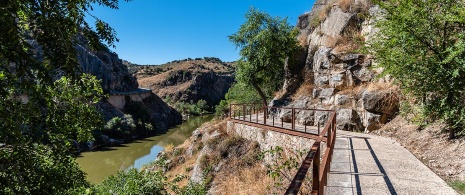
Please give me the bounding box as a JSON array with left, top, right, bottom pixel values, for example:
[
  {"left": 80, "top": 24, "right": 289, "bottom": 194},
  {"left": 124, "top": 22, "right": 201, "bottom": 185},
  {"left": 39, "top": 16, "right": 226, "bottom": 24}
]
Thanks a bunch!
[{"left": 87, "top": 0, "right": 316, "bottom": 65}]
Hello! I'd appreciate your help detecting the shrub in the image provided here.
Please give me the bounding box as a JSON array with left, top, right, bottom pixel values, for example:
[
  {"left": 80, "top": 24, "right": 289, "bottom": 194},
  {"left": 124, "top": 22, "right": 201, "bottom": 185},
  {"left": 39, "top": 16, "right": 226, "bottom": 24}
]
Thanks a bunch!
[{"left": 91, "top": 168, "right": 167, "bottom": 195}]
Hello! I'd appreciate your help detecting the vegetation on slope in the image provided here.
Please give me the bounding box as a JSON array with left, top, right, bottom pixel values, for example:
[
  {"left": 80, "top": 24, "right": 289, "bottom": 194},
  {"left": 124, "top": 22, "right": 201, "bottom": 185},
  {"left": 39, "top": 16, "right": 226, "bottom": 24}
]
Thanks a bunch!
[
  {"left": 0, "top": 0, "right": 127, "bottom": 193},
  {"left": 368, "top": 0, "right": 465, "bottom": 139}
]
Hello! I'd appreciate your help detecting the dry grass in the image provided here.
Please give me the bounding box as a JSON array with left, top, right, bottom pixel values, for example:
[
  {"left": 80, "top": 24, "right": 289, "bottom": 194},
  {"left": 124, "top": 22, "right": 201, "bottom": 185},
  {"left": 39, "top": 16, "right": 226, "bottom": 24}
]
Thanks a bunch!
[
  {"left": 353, "top": 0, "right": 372, "bottom": 13},
  {"left": 319, "top": 4, "right": 333, "bottom": 23},
  {"left": 338, "top": 0, "right": 353, "bottom": 12},
  {"left": 164, "top": 143, "right": 175, "bottom": 152},
  {"left": 291, "top": 83, "right": 314, "bottom": 101},
  {"left": 333, "top": 27, "right": 365, "bottom": 53},
  {"left": 214, "top": 164, "right": 272, "bottom": 195}
]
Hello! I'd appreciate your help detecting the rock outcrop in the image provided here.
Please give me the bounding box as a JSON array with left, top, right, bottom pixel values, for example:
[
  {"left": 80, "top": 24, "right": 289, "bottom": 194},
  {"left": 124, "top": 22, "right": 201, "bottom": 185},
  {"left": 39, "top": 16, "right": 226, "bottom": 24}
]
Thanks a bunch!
[
  {"left": 74, "top": 37, "right": 182, "bottom": 144},
  {"left": 76, "top": 37, "right": 138, "bottom": 93},
  {"left": 275, "top": 0, "right": 399, "bottom": 132},
  {"left": 135, "top": 58, "right": 235, "bottom": 108}
]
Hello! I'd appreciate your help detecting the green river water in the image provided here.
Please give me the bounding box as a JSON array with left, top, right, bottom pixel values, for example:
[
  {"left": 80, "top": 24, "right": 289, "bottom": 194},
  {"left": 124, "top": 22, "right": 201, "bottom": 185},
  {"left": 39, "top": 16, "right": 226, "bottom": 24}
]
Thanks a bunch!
[{"left": 76, "top": 115, "right": 214, "bottom": 183}]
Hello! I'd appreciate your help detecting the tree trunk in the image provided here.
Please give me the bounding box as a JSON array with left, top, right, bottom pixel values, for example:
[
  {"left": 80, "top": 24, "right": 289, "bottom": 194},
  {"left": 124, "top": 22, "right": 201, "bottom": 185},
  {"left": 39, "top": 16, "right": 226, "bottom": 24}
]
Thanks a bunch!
[{"left": 251, "top": 82, "right": 268, "bottom": 106}]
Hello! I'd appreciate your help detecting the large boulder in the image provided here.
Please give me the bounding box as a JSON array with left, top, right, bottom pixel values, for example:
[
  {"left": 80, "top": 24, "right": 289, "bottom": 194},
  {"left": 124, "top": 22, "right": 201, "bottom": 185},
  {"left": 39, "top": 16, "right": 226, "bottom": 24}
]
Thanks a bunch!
[
  {"left": 315, "top": 74, "right": 330, "bottom": 86},
  {"left": 297, "top": 110, "right": 315, "bottom": 126},
  {"left": 313, "top": 47, "right": 333, "bottom": 72},
  {"left": 362, "top": 88, "right": 399, "bottom": 115},
  {"left": 335, "top": 94, "right": 349, "bottom": 105},
  {"left": 364, "top": 112, "right": 388, "bottom": 131},
  {"left": 315, "top": 110, "right": 329, "bottom": 126},
  {"left": 352, "top": 66, "right": 374, "bottom": 82},
  {"left": 330, "top": 71, "right": 347, "bottom": 90},
  {"left": 337, "top": 109, "right": 363, "bottom": 131}
]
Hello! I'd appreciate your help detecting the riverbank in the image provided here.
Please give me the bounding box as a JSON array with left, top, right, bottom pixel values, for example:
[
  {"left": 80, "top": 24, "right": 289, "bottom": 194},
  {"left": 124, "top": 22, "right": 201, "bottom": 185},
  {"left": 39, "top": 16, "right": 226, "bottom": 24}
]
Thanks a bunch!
[{"left": 76, "top": 115, "right": 214, "bottom": 183}]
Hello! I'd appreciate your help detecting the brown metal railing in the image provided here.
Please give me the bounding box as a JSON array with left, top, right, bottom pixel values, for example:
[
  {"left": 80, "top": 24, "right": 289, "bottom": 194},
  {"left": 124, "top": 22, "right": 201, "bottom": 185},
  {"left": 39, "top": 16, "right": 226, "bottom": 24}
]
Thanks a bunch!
[
  {"left": 229, "top": 103, "right": 331, "bottom": 136},
  {"left": 285, "top": 110, "right": 336, "bottom": 195},
  {"left": 228, "top": 103, "right": 337, "bottom": 195}
]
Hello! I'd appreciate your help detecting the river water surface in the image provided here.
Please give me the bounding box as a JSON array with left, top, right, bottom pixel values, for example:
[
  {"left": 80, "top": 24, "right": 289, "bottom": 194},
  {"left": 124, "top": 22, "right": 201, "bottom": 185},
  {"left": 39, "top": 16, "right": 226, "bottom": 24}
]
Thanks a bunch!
[{"left": 76, "top": 115, "right": 214, "bottom": 183}]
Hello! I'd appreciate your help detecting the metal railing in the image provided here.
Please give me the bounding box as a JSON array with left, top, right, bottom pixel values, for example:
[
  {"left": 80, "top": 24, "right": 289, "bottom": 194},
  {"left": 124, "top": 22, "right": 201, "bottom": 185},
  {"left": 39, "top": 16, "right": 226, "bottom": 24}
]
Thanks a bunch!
[
  {"left": 285, "top": 110, "right": 336, "bottom": 195},
  {"left": 228, "top": 103, "right": 337, "bottom": 195},
  {"left": 229, "top": 103, "right": 332, "bottom": 135}
]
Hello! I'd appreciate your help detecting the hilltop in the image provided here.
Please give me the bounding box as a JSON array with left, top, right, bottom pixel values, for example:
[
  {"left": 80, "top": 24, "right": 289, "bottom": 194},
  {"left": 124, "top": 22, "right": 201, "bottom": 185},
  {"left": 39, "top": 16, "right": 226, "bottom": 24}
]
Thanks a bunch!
[{"left": 124, "top": 58, "right": 235, "bottom": 112}]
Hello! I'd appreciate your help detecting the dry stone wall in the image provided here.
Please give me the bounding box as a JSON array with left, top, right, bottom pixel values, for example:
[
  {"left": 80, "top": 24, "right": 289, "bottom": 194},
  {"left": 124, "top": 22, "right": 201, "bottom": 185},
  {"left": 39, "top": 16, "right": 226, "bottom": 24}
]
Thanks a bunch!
[{"left": 226, "top": 121, "right": 315, "bottom": 153}]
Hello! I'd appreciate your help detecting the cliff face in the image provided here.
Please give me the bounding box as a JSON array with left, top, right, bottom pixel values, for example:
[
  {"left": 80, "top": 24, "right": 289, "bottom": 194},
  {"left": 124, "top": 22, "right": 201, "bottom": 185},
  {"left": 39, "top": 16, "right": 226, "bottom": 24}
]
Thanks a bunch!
[
  {"left": 275, "top": 0, "right": 398, "bottom": 132},
  {"left": 76, "top": 45, "right": 139, "bottom": 93},
  {"left": 134, "top": 58, "right": 235, "bottom": 108},
  {"left": 74, "top": 39, "right": 182, "bottom": 142}
]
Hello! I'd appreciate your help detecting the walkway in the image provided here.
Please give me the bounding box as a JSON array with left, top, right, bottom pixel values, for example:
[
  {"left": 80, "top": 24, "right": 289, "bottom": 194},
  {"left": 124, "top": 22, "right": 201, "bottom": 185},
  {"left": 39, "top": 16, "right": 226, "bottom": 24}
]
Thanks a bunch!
[
  {"left": 326, "top": 130, "right": 457, "bottom": 195},
  {"left": 229, "top": 105, "right": 458, "bottom": 194}
]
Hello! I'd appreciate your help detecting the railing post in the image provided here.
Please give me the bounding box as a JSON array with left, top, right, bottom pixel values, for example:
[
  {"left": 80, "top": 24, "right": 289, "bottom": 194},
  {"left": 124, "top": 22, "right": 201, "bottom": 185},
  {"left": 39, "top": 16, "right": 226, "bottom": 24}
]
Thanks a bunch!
[
  {"left": 292, "top": 108, "right": 295, "bottom": 130},
  {"left": 273, "top": 114, "right": 275, "bottom": 126},
  {"left": 243, "top": 105, "right": 246, "bottom": 120},
  {"left": 250, "top": 107, "right": 252, "bottom": 121},
  {"left": 318, "top": 122, "right": 320, "bottom": 135},
  {"left": 328, "top": 120, "right": 332, "bottom": 147},
  {"left": 256, "top": 107, "right": 258, "bottom": 122},
  {"left": 312, "top": 147, "right": 321, "bottom": 193},
  {"left": 263, "top": 107, "right": 267, "bottom": 125}
]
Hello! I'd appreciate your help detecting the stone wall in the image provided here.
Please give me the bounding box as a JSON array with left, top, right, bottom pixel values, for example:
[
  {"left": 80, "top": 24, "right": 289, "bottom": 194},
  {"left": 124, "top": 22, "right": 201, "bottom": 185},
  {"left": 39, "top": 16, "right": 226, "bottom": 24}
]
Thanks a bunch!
[
  {"left": 107, "top": 89, "right": 152, "bottom": 110},
  {"left": 226, "top": 121, "right": 315, "bottom": 152}
]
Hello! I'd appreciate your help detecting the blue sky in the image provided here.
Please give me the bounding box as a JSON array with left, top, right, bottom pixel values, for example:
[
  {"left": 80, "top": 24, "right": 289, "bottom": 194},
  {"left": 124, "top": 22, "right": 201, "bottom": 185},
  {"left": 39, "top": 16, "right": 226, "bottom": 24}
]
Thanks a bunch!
[{"left": 88, "top": 0, "right": 316, "bottom": 65}]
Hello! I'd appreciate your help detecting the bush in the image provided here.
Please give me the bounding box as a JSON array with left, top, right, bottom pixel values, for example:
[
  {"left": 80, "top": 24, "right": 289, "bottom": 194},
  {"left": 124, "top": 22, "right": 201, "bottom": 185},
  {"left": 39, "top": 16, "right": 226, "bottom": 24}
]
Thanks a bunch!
[
  {"left": 91, "top": 168, "right": 167, "bottom": 195},
  {"left": 0, "top": 145, "right": 89, "bottom": 195}
]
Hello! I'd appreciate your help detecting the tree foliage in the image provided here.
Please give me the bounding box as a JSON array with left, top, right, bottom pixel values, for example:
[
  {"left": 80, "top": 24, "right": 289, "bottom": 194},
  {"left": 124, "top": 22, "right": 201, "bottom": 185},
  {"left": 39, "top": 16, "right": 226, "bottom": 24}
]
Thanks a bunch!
[
  {"left": 369, "top": 0, "right": 465, "bottom": 138},
  {"left": 229, "top": 8, "right": 300, "bottom": 106},
  {"left": 0, "top": 0, "right": 129, "bottom": 193}
]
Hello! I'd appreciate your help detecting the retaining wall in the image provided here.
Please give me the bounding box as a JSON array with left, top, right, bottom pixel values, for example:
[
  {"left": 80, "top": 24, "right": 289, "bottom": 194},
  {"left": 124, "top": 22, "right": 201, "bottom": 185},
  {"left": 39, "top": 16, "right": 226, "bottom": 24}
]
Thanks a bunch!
[{"left": 226, "top": 121, "right": 315, "bottom": 152}]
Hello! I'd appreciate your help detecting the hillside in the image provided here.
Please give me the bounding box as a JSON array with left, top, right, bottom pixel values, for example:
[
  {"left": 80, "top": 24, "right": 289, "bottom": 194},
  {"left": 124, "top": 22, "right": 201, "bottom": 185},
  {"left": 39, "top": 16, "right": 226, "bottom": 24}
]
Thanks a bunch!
[
  {"left": 75, "top": 38, "right": 182, "bottom": 148},
  {"left": 125, "top": 58, "right": 235, "bottom": 109}
]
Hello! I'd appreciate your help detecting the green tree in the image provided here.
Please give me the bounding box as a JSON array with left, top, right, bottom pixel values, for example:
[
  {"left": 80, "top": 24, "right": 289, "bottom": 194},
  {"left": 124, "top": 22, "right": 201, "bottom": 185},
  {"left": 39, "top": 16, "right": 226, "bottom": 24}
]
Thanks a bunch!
[
  {"left": 229, "top": 8, "right": 300, "bottom": 106},
  {"left": 368, "top": 0, "right": 465, "bottom": 139},
  {"left": 0, "top": 0, "right": 128, "bottom": 193},
  {"left": 196, "top": 99, "right": 208, "bottom": 113}
]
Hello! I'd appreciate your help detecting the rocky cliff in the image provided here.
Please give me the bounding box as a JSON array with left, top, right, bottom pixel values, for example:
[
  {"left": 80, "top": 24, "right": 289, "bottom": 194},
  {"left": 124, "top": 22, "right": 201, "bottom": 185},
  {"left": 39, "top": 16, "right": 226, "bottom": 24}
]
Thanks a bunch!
[
  {"left": 76, "top": 37, "right": 139, "bottom": 93},
  {"left": 74, "top": 38, "right": 182, "bottom": 145},
  {"left": 274, "top": 0, "right": 398, "bottom": 132},
  {"left": 132, "top": 58, "right": 235, "bottom": 108}
]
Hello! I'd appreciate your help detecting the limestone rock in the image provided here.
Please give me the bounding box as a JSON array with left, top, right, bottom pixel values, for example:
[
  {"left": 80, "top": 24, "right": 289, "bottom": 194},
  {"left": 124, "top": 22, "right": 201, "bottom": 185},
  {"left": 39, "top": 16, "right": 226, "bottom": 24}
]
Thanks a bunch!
[
  {"left": 320, "top": 6, "right": 356, "bottom": 37},
  {"left": 319, "top": 88, "right": 335, "bottom": 99},
  {"left": 313, "top": 89, "right": 321, "bottom": 99},
  {"left": 364, "top": 112, "right": 385, "bottom": 131},
  {"left": 352, "top": 66, "right": 374, "bottom": 82},
  {"left": 315, "top": 74, "right": 330, "bottom": 86},
  {"left": 335, "top": 94, "right": 349, "bottom": 105},
  {"left": 337, "top": 109, "right": 363, "bottom": 131},
  {"left": 315, "top": 110, "right": 329, "bottom": 126},
  {"left": 297, "top": 110, "right": 315, "bottom": 126},
  {"left": 362, "top": 89, "right": 399, "bottom": 115},
  {"left": 330, "top": 72, "right": 347, "bottom": 90},
  {"left": 313, "top": 47, "right": 333, "bottom": 72}
]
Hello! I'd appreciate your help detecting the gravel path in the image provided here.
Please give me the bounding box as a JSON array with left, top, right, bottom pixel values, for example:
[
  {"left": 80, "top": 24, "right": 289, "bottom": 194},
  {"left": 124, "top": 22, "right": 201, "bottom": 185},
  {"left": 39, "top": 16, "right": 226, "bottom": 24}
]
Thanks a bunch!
[{"left": 326, "top": 130, "right": 457, "bottom": 195}]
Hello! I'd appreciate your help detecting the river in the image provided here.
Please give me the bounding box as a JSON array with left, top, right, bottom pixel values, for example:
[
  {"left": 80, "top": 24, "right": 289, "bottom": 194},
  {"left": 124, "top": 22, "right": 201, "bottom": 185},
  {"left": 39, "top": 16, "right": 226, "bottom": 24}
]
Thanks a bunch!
[{"left": 76, "top": 115, "right": 214, "bottom": 183}]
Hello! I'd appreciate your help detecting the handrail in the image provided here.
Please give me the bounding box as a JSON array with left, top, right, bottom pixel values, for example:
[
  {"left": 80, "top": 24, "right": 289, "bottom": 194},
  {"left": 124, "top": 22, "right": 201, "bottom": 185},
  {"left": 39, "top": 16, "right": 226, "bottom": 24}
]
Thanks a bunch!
[
  {"left": 229, "top": 104, "right": 333, "bottom": 136},
  {"left": 228, "top": 103, "right": 337, "bottom": 195}
]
